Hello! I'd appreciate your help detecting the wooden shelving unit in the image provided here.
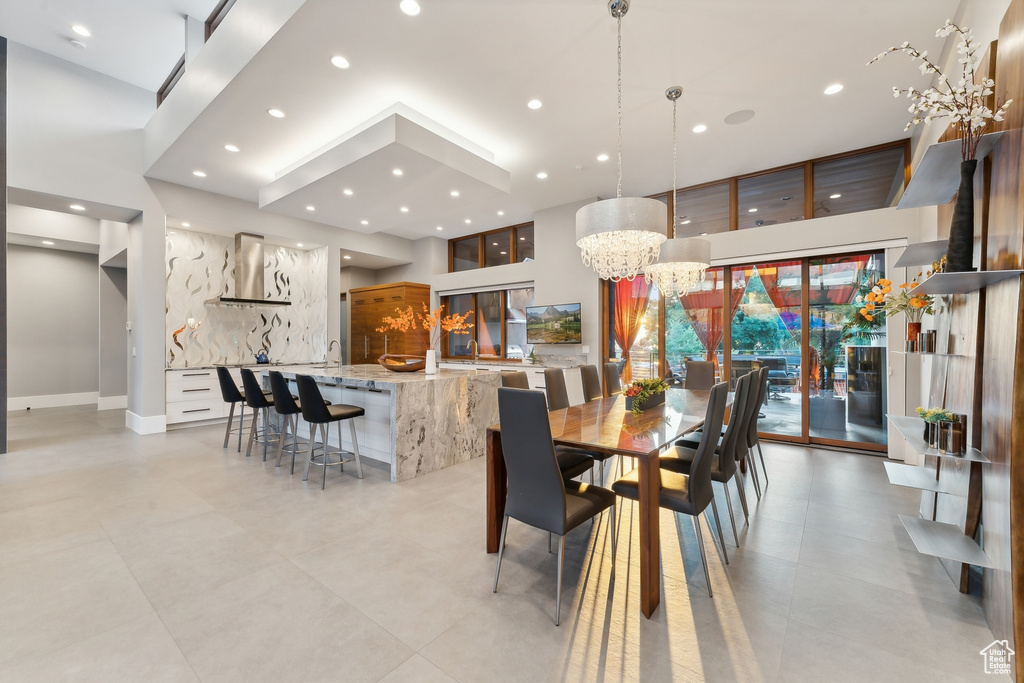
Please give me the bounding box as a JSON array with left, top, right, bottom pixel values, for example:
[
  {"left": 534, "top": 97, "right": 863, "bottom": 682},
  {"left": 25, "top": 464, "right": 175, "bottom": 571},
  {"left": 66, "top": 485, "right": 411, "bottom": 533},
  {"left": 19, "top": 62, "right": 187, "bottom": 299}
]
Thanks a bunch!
[
  {"left": 912, "top": 270, "right": 1023, "bottom": 296},
  {"left": 899, "top": 515, "right": 993, "bottom": 568},
  {"left": 898, "top": 131, "right": 1005, "bottom": 209}
]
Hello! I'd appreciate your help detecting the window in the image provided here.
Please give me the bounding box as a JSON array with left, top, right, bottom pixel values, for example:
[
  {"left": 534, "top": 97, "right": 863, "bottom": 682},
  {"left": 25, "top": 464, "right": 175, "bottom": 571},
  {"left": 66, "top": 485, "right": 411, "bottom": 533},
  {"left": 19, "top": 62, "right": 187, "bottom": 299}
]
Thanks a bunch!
[
  {"left": 442, "top": 287, "right": 534, "bottom": 359},
  {"left": 448, "top": 223, "right": 534, "bottom": 272},
  {"left": 813, "top": 146, "right": 906, "bottom": 218},
  {"left": 737, "top": 167, "right": 805, "bottom": 229},
  {"left": 674, "top": 183, "right": 730, "bottom": 237}
]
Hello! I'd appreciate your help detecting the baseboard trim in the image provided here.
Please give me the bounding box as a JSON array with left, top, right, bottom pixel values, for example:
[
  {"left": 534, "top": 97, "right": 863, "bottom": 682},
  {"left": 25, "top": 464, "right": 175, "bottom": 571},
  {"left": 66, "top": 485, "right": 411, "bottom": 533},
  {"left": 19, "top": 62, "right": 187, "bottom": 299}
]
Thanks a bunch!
[
  {"left": 8, "top": 392, "right": 98, "bottom": 410},
  {"left": 126, "top": 411, "right": 166, "bottom": 435},
  {"left": 97, "top": 395, "right": 128, "bottom": 411}
]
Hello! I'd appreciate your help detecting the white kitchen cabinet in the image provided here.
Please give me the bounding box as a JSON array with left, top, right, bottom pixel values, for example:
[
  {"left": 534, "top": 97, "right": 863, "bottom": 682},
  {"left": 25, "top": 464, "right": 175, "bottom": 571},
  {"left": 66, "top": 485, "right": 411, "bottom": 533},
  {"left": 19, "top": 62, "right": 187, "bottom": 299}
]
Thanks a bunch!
[{"left": 166, "top": 369, "right": 228, "bottom": 425}]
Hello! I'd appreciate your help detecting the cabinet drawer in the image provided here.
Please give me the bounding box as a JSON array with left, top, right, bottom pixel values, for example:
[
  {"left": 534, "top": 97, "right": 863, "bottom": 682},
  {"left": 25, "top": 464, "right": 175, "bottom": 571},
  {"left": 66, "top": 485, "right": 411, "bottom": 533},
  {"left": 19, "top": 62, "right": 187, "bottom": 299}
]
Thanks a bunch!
[
  {"left": 166, "top": 369, "right": 217, "bottom": 384},
  {"left": 166, "top": 397, "right": 226, "bottom": 423},
  {"left": 167, "top": 381, "right": 220, "bottom": 402}
]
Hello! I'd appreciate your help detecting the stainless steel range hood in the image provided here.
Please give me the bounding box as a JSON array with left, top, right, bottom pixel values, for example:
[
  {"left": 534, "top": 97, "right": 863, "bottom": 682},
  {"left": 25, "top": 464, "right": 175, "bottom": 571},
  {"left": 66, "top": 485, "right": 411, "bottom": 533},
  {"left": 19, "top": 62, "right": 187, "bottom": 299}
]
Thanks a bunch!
[{"left": 205, "top": 233, "right": 291, "bottom": 307}]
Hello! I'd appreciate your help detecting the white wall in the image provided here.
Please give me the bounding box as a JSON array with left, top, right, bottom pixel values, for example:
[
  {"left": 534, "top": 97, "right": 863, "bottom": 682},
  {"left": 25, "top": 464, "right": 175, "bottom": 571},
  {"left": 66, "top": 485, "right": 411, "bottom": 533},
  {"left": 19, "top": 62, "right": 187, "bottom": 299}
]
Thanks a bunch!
[
  {"left": 7, "top": 44, "right": 152, "bottom": 211},
  {"left": 7, "top": 204, "right": 100, "bottom": 247},
  {"left": 99, "top": 265, "right": 128, "bottom": 406},
  {"left": 8, "top": 245, "right": 99, "bottom": 405},
  {"left": 376, "top": 236, "right": 448, "bottom": 285}
]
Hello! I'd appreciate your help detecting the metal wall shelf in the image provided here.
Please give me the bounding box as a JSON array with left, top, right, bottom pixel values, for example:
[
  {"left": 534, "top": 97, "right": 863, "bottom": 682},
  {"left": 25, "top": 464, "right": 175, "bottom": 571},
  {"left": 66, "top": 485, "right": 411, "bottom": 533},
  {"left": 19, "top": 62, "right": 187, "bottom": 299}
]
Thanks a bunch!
[
  {"left": 894, "top": 239, "right": 948, "bottom": 268},
  {"left": 884, "top": 461, "right": 945, "bottom": 493},
  {"left": 898, "top": 131, "right": 1004, "bottom": 209},
  {"left": 888, "top": 415, "right": 989, "bottom": 463},
  {"left": 912, "top": 270, "right": 1023, "bottom": 296},
  {"left": 899, "top": 515, "right": 993, "bottom": 568}
]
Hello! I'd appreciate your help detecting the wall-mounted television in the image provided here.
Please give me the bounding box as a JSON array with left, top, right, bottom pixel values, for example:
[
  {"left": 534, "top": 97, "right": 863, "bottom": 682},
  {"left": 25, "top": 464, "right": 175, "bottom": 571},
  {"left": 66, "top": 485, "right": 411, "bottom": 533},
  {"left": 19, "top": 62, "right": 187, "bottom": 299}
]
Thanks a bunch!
[{"left": 526, "top": 303, "right": 582, "bottom": 344}]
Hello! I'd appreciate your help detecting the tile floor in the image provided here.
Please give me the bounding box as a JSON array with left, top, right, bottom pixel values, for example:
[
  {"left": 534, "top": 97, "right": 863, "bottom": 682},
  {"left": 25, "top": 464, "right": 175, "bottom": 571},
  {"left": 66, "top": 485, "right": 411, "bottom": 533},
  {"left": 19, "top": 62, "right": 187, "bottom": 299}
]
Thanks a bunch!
[{"left": 0, "top": 405, "right": 1006, "bottom": 682}]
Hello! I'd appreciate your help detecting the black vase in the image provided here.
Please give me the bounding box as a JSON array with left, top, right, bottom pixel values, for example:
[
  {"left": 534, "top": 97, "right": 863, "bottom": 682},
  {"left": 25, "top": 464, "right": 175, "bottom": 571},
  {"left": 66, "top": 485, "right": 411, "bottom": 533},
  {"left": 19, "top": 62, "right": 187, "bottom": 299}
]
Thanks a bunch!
[{"left": 945, "top": 159, "right": 978, "bottom": 273}]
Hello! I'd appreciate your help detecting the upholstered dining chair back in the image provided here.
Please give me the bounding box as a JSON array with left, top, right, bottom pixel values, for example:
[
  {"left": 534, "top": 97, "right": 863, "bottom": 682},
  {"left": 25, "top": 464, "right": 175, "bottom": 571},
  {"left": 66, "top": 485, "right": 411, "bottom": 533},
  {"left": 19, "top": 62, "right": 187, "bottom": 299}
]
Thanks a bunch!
[
  {"left": 544, "top": 368, "right": 570, "bottom": 411},
  {"left": 268, "top": 371, "right": 300, "bottom": 416},
  {"left": 501, "top": 371, "right": 530, "bottom": 389},
  {"left": 216, "top": 366, "right": 244, "bottom": 404},
  {"left": 497, "top": 388, "right": 566, "bottom": 534},
  {"left": 686, "top": 382, "right": 729, "bottom": 512},
  {"left": 240, "top": 369, "right": 271, "bottom": 410},
  {"left": 603, "top": 362, "right": 623, "bottom": 396},
  {"left": 684, "top": 360, "right": 715, "bottom": 390},
  {"left": 717, "top": 371, "right": 751, "bottom": 479},
  {"left": 294, "top": 374, "right": 332, "bottom": 424},
  {"left": 580, "top": 365, "right": 603, "bottom": 402}
]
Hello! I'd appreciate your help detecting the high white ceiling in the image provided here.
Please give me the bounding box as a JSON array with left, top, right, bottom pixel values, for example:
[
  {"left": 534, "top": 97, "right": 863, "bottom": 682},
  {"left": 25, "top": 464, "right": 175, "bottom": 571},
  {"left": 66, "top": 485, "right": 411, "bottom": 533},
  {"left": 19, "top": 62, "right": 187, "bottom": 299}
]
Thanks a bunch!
[
  {"left": 4, "top": 0, "right": 963, "bottom": 242},
  {"left": 0, "top": 0, "right": 223, "bottom": 91}
]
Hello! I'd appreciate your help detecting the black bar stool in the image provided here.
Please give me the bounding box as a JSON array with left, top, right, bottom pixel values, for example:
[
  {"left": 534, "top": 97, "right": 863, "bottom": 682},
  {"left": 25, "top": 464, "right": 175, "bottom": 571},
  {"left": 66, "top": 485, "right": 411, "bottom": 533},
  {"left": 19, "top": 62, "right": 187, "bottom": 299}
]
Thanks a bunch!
[
  {"left": 268, "top": 371, "right": 330, "bottom": 474},
  {"left": 240, "top": 368, "right": 281, "bottom": 461},
  {"left": 295, "top": 374, "right": 365, "bottom": 489},
  {"left": 216, "top": 366, "right": 269, "bottom": 452}
]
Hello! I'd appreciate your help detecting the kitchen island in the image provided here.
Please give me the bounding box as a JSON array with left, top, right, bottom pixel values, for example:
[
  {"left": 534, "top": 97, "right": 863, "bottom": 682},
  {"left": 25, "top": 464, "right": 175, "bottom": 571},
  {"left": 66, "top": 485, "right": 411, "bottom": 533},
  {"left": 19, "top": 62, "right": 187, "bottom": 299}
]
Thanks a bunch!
[{"left": 266, "top": 364, "right": 501, "bottom": 482}]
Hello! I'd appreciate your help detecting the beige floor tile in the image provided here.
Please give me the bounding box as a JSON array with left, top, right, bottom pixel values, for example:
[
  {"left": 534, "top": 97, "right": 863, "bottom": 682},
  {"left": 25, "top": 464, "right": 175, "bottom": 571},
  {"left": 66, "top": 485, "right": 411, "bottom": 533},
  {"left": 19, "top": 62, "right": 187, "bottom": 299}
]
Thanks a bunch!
[
  {"left": 377, "top": 654, "right": 456, "bottom": 683},
  {"left": 0, "top": 540, "right": 154, "bottom": 669},
  {"left": 0, "top": 613, "right": 199, "bottom": 683},
  {"left": 0, "top": 496, "right": 108, "bottom": 566},
  {"left": 159, "top": 563, "right": 412, "bottom": 683}
]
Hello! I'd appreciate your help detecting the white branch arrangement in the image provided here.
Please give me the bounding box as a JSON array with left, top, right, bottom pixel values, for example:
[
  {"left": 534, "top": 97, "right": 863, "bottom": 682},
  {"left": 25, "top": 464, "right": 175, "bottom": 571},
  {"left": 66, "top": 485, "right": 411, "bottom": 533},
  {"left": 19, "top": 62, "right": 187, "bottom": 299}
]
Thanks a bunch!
[{"left": 869, "top": 19, "right": 1012, "bottom": 161}]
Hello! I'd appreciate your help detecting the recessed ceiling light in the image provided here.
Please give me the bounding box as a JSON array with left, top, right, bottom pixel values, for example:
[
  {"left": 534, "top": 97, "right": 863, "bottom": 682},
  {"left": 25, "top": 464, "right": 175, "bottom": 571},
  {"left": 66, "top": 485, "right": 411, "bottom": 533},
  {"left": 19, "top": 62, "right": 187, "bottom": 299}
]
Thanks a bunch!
[
  {"left": 392, "top": 168, "right": 403, "bottom": 176},
  {"left": 360, "top": 220, "right": 369, "bottom": 225},
  {"left": 692, "top": 124, "right": 708, "bottom": 133},
  {"left": 400, "top": 207, "right": 409, "bottom": 213},
  {"left": 168, "top": 231, "right": 176, "bottom": 235},
  {"left": 400, "top": 0, "right": 421, "bottom": 16},
  {"left": 69, "top": 39, "right": 87, "bottom": 50},
  {"left": 698, "top": 232, "right": 708, "bottom": 236},
  {"left": 267, "top": 108, "right": 285, "bottom": 118},
  {"left": 597, "top": 153, "right": 609, "bottom": 162},
  {"left": 520, "top": 237, "right": 525, "bottom": 241},
  {"left": 224, "top": 144, "right": 239, "bottom": 152},
  {"left": 824, "top": 83, "right": 844, "bottom": 95},
  {"left": 330, "top": 55, "right": 350, "bottom": 69},
  {"left": 527, "top": 99, "right": 542, "bottom": 110},
  {"left": 830, "top": 193, "right": 842, "bottom": 199},
  {"left": 306, "top": 205, "right": 315, "bottom": 211},
  {"left": 536, "top": 172, "right": 548, "bottom": 179},
  {"left": 297, "top": 243, "right": 304, "bottom": 247},
  {"left": 500, "top": 251, "right": 507, "bottom": 255},
  {"left": 681, "top": 219, "right": 691, "bottom": 225},
  {"left": 748, "top": 207, "right": 757, "bottom": 213},
  {"left": 42, "top": 240, "right": 55, "bottom": 246},
  {"left": 497, "top": 211, "right": 504, "bottom": 216},
  {"left": 465, "top": 219, "right": 472, "bottom": 224},
  {"left": 450, "top": 190, "right": 460, "bottom": 197},
  {"left": 71, "top": 25, "right": 91, "bottom": 37},
  {"left": 342, "top": 188, "right": 353, "bottom": 196},
  {"left": 436, "top": 226, "right": 443, "bottom": 231},
  {"left": 192, "top": 170, "right": 207, "bottom": 177},
  {"left": 492, "top": 242, "right": 498, "bottom": 246},
  {"left": 343, "top": 254, "right": 352, "bottom": 260},
  {"left": 182, "top": 222, "right": 190, "bottom": 227},
  {"left": 69, "top": 204, "right": 85, "bottom": 211}
]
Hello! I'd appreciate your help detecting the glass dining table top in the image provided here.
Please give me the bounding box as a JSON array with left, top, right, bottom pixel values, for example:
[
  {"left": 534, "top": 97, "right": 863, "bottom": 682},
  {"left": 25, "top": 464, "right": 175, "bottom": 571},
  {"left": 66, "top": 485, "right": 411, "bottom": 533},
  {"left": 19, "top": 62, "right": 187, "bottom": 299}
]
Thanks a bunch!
[{"left": 542, "top": 388, "right": 726, "bottom": 458}]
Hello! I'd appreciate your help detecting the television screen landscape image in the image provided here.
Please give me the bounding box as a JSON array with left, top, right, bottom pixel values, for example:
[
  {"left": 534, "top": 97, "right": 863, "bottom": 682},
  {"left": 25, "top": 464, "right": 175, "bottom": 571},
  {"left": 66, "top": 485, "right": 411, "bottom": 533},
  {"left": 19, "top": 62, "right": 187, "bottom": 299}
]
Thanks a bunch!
[{"left": 526, "top": 303, "right": 582, "bottom": 344}]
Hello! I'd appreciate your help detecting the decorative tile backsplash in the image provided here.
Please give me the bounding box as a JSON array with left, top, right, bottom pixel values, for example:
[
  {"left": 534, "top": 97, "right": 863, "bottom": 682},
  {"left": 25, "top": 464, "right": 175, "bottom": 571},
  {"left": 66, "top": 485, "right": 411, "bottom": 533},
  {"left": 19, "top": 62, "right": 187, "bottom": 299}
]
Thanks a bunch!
[{"left": 165, "top": 229, "right": 328, "bottom": 368}]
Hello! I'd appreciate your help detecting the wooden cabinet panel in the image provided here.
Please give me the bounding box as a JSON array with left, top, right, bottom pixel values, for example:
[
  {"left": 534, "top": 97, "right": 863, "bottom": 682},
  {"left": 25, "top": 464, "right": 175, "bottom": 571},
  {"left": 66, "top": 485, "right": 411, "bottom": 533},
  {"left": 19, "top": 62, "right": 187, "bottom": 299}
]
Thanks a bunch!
[{"left": 349, "top": 282, "right": 430, "bottom": 363}]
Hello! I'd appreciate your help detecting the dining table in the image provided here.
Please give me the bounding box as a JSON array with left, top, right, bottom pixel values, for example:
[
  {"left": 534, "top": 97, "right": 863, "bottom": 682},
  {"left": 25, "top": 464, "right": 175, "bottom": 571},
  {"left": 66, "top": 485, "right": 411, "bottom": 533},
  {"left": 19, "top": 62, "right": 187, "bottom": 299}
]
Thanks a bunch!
[{"left": 484, "top": 387, "right": 724, "bottom": 619}]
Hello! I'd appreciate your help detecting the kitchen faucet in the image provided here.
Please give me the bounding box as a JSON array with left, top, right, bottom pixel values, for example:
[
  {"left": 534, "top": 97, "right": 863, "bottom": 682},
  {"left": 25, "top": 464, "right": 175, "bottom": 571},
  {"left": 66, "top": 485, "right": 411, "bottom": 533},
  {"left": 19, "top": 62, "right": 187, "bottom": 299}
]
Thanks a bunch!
[
  {"left": 328, "top": 339, "right": 342, "bottom": 370},
  {"left": 469, "top": 339, "right": 479, "bottom": 362}
]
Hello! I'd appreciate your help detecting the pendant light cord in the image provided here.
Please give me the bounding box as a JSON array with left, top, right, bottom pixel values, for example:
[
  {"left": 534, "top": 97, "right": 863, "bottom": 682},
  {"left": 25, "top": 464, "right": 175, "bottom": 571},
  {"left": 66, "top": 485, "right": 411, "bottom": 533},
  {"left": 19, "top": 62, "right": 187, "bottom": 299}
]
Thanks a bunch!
[
  {"left": 671, "top": 97, "right": 677, "bottom": 239},
  {"left": 616, "top": 14, "right": 622, "bottom": 199}
]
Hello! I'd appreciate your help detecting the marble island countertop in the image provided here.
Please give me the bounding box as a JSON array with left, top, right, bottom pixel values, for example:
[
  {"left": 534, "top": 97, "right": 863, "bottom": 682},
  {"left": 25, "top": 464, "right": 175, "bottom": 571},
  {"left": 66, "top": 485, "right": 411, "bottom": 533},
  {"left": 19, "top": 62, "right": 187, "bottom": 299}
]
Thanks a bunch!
[
  {"left": 166, "top": 361, "right": 321, "bottom": 371},
  {"left": 261, "top": 363, "right": 496, "bottom": 390}
]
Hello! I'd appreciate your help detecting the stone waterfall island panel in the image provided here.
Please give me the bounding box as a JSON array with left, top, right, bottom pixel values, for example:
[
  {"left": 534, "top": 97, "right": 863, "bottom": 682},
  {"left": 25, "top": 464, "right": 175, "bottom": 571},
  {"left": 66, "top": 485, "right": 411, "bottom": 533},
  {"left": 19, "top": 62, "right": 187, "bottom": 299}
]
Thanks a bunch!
[{"left": 273, "top": 365, "right": 500, "bottom": 482}]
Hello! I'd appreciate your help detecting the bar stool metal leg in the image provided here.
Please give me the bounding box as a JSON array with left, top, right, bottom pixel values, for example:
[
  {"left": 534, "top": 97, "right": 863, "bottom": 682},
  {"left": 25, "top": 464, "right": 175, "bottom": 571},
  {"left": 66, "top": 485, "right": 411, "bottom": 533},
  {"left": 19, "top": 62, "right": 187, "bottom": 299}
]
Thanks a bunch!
[
  {"left": 349, "top": 419, "right": 364, "bottom": 479},
  {"left": 237, "top": 404, "right": 245, "bottom": 452},
  {"left": 223, "top": 401, "right": 236, "bottom": 448}
]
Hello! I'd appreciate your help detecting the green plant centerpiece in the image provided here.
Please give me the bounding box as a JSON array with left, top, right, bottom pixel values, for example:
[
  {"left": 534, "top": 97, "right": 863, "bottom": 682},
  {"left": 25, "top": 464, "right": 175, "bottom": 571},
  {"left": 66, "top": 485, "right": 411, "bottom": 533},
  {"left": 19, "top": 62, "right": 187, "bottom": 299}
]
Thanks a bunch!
[
  {"left": 623, "top": 377, "right": 670, "bottom": 415},
  {"left": 917, "top": 406, "right": 955, "bottom": 423}
]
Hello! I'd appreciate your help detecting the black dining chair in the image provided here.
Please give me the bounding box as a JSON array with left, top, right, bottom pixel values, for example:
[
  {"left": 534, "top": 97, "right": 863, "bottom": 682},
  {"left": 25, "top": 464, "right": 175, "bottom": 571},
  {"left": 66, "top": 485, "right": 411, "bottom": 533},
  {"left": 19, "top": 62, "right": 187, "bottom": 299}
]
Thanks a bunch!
[
  {"left": 240, "top": 368, "right": 280, "bottom": 461},
  {"left": 216, "top": 366, "right": 267, "bottom": 452},
  {"left": 603, "top": 362, "right": 623, "bottom": 396},
  {"left": 684, "top": 360, "right": 716, "bottom": 390},
  {"left": 295, "top": 374, "right": 365, "bottom": 489},
  {"left": 665, "top": 371, "right": 753, "bottom": 546},
  {"left": 747, "top": 366, "right": 770, "bottom": 494},
  {"left": 508, "top": 370, "right": 592, "bottom": 480},
  {"left": 545, "top": 368, "right": 613, "bottom": 483},
  {"left": 611, "top": 382, "right": 729, "bottom": 595},
  {"left": 580, "top": 364, "right": 603, "bottom": 401},
  {"left": 493, "top": 387, "right": 617, "bottom": 625}
]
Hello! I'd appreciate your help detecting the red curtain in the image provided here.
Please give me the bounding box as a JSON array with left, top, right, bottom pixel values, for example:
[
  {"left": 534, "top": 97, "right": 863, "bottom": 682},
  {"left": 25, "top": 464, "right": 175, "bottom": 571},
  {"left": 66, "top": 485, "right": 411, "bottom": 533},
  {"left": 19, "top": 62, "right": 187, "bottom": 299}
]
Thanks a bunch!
[
  {"left": 613, "top": 278, "right": 651, "bottom": 384},
  {"left": 678, "top": 269, "right": 745, "bottom": 358},
  {"left": 809, "top": 256, "right": 870, "bottom": 307}
]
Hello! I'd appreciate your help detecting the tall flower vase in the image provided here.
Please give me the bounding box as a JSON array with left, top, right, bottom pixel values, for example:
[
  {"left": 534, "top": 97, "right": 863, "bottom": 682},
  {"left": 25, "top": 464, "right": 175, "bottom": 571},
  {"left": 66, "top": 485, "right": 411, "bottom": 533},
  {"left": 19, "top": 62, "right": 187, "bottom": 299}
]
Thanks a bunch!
[
  {"left": 945, "top": 159, "right": 978, "bottom": 272},
  {"left": 425, "top": 349, "right": 437, "bottom": 374},
  {"left": 907, "top": 322, "right": 922, "bottom": 344}
]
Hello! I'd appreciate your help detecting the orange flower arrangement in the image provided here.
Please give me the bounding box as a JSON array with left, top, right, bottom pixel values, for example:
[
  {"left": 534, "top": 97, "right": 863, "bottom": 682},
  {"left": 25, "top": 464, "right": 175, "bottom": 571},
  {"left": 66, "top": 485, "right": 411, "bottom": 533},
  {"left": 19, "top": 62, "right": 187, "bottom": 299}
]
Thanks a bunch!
[
  {"left": 377, "top": 304, "right": 474, "bottom": 351},
  {"left": 877, "top": 274, "right": 934, "bottom": 323},
  {"left": 856, "top": 278, "right": 892, "bottom": 322}
]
